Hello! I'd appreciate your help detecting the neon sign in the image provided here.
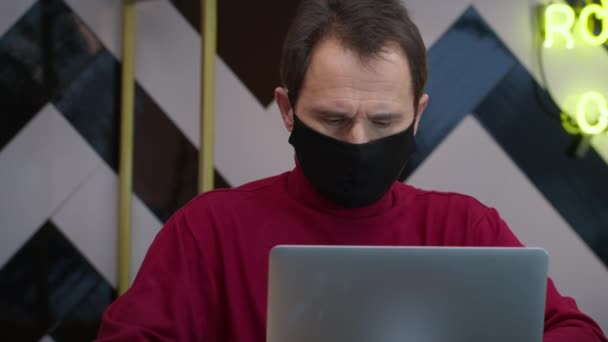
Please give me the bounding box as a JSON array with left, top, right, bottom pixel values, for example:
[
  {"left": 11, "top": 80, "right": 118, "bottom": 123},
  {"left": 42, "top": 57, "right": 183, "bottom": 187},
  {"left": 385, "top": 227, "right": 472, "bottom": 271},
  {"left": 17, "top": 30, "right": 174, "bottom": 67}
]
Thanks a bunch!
[
  {"left": 543, "top": 2, "right": 608, "bottom": 136},
  {"left": 544, "top": 0, "right": 608, "bottom": 48},
  {"left": 576, "top": 92, "right": 608, "bottom": 135}
]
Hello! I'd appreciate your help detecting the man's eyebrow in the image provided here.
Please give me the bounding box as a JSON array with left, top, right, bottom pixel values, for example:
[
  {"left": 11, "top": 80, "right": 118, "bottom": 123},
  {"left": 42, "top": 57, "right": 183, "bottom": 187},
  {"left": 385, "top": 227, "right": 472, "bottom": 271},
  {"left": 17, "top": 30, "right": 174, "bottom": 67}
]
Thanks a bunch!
[
  {"left": 309, "top": 108, "right": 403, "bottom": 120},
  {"left": 310, "top": 108, "right": 351, "bottom": 118},
  {"left": 368, "top": 112, "right": 402, "bottom": 120}
]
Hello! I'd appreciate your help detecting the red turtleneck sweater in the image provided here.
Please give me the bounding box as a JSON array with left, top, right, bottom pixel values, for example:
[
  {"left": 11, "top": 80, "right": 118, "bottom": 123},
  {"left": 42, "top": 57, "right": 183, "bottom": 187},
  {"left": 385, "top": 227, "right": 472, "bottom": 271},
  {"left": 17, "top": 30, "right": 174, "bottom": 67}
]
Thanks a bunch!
[{"left": 96, "top": 166, "right": 606, "bottom": 342}]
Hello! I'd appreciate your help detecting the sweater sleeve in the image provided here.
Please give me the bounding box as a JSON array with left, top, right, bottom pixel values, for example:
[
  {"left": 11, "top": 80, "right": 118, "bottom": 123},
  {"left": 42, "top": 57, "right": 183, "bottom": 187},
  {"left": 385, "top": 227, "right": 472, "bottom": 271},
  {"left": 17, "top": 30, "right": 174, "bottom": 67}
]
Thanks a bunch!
[
  {"left": 474, "top": 208, "right": 607, "bottom": 342},
  {"left": 95, "top": 208, "right": 228, "bottom": 341}
]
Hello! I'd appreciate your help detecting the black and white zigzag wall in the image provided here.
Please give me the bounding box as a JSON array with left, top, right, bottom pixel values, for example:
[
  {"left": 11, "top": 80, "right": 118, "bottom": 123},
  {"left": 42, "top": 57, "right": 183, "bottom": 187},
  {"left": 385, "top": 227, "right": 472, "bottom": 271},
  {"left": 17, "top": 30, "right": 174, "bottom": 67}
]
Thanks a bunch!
[{"left": 0, "top": 0, "right": 606, "bottom": 340}]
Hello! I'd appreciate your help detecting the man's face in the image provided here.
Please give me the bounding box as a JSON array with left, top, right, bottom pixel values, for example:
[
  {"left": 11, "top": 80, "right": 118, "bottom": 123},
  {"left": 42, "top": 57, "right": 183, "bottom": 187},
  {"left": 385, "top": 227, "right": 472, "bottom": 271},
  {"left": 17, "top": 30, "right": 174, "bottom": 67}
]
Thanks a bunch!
[{"left": 276, "top": 35, "right": 428, "bottom": 144}]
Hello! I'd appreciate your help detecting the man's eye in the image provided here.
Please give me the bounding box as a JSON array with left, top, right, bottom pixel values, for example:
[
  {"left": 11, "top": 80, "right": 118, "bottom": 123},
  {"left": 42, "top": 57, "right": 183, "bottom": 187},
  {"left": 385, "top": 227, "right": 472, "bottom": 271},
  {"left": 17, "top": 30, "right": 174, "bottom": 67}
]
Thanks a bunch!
[
  {"left": 372, "top": 120, "right": 391, "bottom": 128},
  {"left": 325, "top": 118, "right": 346, "bottom": 126}
]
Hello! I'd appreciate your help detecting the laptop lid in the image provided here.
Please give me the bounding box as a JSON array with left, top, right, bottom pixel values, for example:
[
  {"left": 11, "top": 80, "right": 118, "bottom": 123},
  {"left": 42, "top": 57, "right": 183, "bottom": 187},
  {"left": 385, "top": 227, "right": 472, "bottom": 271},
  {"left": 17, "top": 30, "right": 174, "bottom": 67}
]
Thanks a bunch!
[{"left": 267, "top": 246, "right": 548, "bottom": 342}]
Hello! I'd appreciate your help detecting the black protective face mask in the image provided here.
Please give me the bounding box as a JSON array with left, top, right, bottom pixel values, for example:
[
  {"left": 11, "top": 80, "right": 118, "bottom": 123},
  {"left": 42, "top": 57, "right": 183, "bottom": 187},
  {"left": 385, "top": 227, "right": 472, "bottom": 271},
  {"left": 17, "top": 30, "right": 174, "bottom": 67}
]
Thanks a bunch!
[{"left": 288, "top": 114, "right": 417, "bottom": 208}]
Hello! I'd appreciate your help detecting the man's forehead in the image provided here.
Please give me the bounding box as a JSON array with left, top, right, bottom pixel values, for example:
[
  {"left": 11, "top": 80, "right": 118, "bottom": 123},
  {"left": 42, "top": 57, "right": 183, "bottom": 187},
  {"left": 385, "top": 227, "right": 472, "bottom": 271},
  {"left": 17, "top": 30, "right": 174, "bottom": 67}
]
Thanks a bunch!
[
  {"left": 310, "top": 37, "right": 409, "bottom": 69},
  {"left": 304, "top": 37, "right": 412, "bottom": 87},
  {"left": 299, "top": 40, "right": 412, "bottom": 103}
]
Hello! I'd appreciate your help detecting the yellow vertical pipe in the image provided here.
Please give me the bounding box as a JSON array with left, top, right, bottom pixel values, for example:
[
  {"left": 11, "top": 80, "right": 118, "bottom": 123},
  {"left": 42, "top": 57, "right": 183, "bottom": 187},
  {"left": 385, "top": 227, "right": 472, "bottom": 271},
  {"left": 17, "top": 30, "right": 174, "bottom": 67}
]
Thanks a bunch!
[
  {"left": 199, "top": 0, "right": 217, "bottom": 193},
  {"left": 118, "top": 0, "right": 136, "bottom": 296}
]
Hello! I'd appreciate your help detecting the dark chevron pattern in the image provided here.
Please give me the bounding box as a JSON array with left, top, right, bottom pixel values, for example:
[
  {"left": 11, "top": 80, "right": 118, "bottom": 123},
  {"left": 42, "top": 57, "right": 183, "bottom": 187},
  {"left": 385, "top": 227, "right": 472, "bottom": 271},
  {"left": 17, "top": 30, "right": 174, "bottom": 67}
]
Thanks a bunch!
[
  {"left": 54, "top": 48, "right": 229, "bottom": 221},
  {"left": 0, "top": 1, "right": 230, "bottom": 339},
  {"left": 0, "top": 0, "right": 52, "bottom": 150},
  {"left": 49, "top": 281, "right": 115, "bottom": 342},
  {"left": 402, "top": 6, "right": 517, "bottom": 179},
  {"left": 474, "top": 62, "right": 608, "bottom": 266},
  {"left": 0, "top": 221, "right": 115, "bottom": 342},
  {"left": 1, "top": 0, "right": 230, "bottom": 223}
]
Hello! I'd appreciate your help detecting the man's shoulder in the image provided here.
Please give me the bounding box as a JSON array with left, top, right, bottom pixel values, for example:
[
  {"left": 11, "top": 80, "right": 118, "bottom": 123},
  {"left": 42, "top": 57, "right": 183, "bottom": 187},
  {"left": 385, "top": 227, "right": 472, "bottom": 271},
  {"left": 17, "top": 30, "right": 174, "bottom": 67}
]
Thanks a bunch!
[
  {"left": 395, "top": 184, "right": 508, "bottom": 245},
  {"left": 180, "top": 172, "right": 288, "bottom": 213},
  {"left": 396, "top": 182, "right": 491, "bottom": 214}
]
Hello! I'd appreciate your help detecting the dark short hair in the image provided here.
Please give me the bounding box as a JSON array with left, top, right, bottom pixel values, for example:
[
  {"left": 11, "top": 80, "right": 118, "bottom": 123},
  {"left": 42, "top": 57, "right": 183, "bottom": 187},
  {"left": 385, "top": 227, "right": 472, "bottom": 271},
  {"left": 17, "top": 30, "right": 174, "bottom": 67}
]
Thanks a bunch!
[{"left": 280, "top": 0, "right": 428, "bottom": 111}]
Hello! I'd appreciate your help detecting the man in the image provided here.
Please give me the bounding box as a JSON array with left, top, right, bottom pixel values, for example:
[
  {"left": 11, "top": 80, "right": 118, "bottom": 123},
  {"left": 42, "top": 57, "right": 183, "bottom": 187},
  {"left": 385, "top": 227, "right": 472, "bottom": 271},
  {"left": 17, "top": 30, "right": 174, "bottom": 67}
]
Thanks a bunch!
[{"left": 97, "top": 0, "right": 607, "bottom": 341}]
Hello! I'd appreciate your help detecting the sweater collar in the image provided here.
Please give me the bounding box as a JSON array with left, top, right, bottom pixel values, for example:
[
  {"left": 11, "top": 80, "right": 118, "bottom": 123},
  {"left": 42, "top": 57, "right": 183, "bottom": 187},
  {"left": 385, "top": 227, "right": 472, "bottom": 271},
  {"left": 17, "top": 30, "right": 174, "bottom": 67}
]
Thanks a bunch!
[{"left": 286, "top": 157, "right": 398, "bottom": 219}]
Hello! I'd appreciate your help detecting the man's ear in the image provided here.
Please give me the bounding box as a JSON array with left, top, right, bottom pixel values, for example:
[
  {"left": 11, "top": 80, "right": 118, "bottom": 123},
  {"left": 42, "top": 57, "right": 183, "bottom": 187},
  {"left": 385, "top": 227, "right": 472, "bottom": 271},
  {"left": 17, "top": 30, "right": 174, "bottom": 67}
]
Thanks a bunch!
[
  {"left": 414, "top": 93, "right": 429, "bottom": 135},
  {"left": 275, "top": 87, "right": 294, "bottom": 132}
]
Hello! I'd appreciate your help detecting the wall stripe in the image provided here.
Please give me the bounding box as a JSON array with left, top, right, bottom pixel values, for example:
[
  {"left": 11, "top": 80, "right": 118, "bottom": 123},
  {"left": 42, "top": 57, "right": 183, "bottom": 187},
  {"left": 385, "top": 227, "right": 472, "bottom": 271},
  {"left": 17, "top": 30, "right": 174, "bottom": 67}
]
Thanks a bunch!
[
  {"left": 64, "top": 0, "right": 231, "bottom": 189},
  {"left": 472, "top": 0, "right": 542, "bottom": 81},
  {"left": 48, "top": 278, "right": 114, "bottom": 341},
  {"left": 402, "top": 6, "right": 516, "bottom": 179},
  {"left": 0, "top": 0, "right": 36, "bottom": 36},
  {"left": 0, "top": 0, "right": 223, "bottom": 284},
  {"left": 214, "top": 59, "right": 294, "bottom": 186},
  {"left": 403, "top": 0, "right": 470, "bottom": 48},
  {"left": 65, "top": 0, "right": 202, "bottom": 147},
  {"left": 66, "top": 0, "right": 292, "bottom": 186},
  {"left": 0, "top": 104, "right": 101, "bottom": 268},
  {"left": 52, "top": 161, "right": 163, "bottom": 286},
  {"left": 0, "top": 0, "right": 51, "bottom": 150},
  {"left": 0, "top": 221, "right": 114, "bottom": 341},
  {"left": 54, "top": 49, "right": 229, "bottom": 221},
  {"left": 44, "top": 8, "right": 227, "bottom": 222},
  {"left": 474, "top": 62, "right": 608, "bottom": 268}
]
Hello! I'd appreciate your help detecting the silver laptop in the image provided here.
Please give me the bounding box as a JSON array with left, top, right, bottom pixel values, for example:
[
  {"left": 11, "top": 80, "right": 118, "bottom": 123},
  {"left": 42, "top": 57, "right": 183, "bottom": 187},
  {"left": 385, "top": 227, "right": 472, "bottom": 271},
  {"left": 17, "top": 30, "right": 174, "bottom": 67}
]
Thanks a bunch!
[{"left": 267, "top": 246, "right": 548, "bottom": 342}]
